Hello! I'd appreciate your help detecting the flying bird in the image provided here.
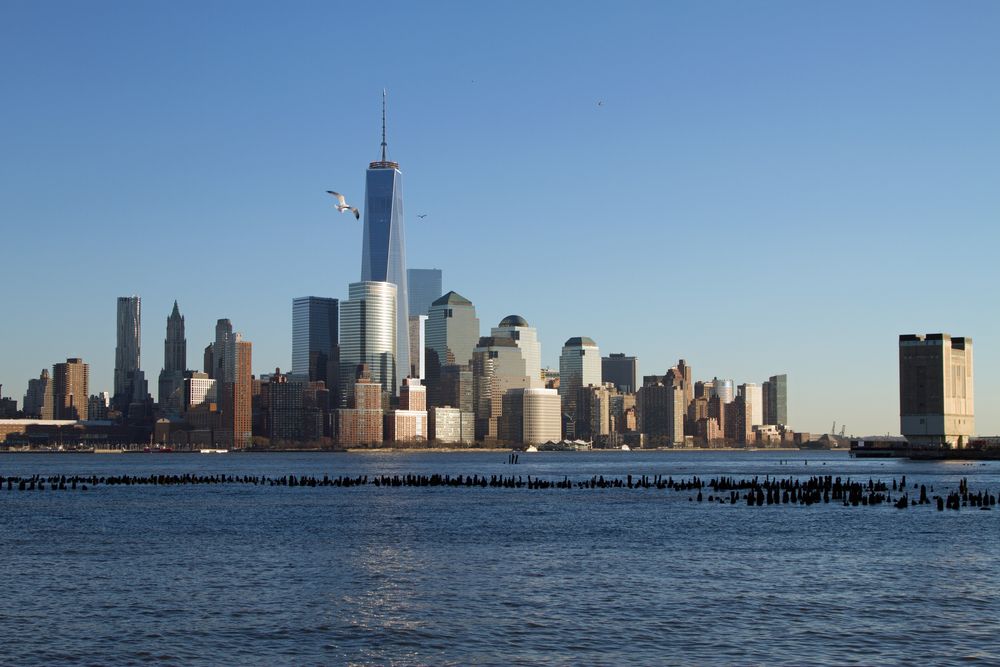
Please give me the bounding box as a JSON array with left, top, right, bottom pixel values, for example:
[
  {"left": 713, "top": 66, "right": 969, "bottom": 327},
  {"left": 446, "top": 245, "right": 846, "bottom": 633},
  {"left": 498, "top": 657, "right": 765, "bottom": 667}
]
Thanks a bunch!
[
  {"left": 326, "top": 191, "right": 360, "bottom": 220},
  {"left": 417, "top": 214, "right": 428, "bottom": 219}
]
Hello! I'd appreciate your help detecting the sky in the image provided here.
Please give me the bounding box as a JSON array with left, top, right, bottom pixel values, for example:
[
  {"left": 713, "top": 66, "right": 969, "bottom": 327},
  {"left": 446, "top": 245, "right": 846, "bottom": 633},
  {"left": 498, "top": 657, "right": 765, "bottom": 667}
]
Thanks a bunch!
[{"left": 1, "top": 1, "right": 998, "bottom": 437}]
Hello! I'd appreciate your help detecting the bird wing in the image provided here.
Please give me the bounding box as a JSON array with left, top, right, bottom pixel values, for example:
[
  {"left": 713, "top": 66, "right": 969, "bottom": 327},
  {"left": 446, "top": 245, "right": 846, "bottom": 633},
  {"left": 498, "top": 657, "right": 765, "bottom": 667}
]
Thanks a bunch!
[
  {"left": 326, "top": 191, "right": 347, "bottom": 206},
  {"left": 350, "top": 207, "right": 360, "bottom": 220}
]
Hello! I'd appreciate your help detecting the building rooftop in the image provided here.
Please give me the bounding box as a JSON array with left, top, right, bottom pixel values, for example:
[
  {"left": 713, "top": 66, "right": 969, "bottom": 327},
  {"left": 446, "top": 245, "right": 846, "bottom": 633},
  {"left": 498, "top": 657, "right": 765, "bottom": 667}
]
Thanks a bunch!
[
  {"left": 431, "top": 291, "right": 473, "bottom": 307},
  {"left": 499, "top": 315, "right": 529, "bottom": 328},
  {"left": 564, "top": 336, "right": 598, "bottom": 348}
]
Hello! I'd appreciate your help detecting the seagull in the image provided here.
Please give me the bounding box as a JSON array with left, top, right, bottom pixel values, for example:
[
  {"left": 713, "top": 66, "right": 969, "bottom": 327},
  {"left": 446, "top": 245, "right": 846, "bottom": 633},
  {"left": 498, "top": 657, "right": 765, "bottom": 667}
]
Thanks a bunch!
[
  {"left": 417, "top": 214, "right": 428, "bottom": 219},
  {"left": 326, "top": 191, "right": 360, "bottom": 220},
  {"left": 597, "top": 100, "right": 604, "bottom": 107}
]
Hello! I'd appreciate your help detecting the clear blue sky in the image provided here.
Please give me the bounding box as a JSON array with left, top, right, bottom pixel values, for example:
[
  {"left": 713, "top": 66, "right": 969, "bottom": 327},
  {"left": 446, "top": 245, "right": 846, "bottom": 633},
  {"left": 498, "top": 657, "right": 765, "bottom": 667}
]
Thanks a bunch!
[{"left": 2, "top": 1, "right": 998, "bottom": 436}]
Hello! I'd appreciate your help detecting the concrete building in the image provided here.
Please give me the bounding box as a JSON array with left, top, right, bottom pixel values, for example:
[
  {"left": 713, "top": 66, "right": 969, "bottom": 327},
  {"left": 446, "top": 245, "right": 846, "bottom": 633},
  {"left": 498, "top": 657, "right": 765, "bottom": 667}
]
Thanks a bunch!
[
  {"left": 724, "top": 395, "right": 753, "bottom": 445},
  {"left": 185, "top": 372, "right": 217, "bottom": 408},
  {"left": 738, "top": 383, "right": 763, "bottom": 427},
  {"left": 899, "top": 333, "right": 974, "bottom": 448},
  {"left": 762, "top": 374, "right": 788, "bottom": 426},
  {"left": 407, "top": 268, "right": 442, "bottom": 318},
  {"left": 559, "top": 337, "right": 602, "bottom": 437},
  {"left": 219, "top": 336, "right": 252, "bottom": 448},
  {"left": 472, "top": 336, "right": 533, "bottom": 441},
  {"left": 439, "top": 364, "right": 474, "bottom": 413},
  {"left": 425, "top": 291, "right": 480, "bottom": 406},
  {"left": 602, "top": 353, "right": 638, "bottom": 394},
  {"left": 387, "top": 378, "right": 429, "bottom": 442},
  {"left": 337, "top": 364, "right": 384, "bottom": 446},
  {"left": 637, "top": 380, "right": 684, "bottom": 446},
  {"left": 88, "top": 392, "right": 110, "bottom": 421},
  {"left": 340, "top": 281, "right": 397, "bottom": 403},
  {"left": 52, "top": 358, "right": 89, "bottom": 421},
  {"left": 23, "top": 369, "right": 53, "bottom": 419},
  {"left": 501, "top": 387, "right": 562, "bottom": 445},
  {"left": 408, "top": 314, "right": 427, "bottom": 379},
  {"left": 576, "top": 384, "right": 613, "bottom": 441},
  {"left": 291, "top": 296, "right": 339, "bottom": 387},
  {"left": 429, "top": 407, "right": 475, "bottom": 445},
  {"left": 490, "top": 316, "right": 542, "bottom": 386},
  {"left": 113, "top": 295, "right": 142, "bottom": 413},
  {"left": 158, "top": 301, "right": 187, "bottom": 415}
]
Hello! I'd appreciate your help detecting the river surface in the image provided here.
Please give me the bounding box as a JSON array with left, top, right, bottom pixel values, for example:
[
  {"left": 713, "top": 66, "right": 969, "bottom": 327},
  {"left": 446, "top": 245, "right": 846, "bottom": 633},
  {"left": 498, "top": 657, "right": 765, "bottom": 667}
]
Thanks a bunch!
[{"left": 1, "top": 450, "right": 998, "bottom": 665}]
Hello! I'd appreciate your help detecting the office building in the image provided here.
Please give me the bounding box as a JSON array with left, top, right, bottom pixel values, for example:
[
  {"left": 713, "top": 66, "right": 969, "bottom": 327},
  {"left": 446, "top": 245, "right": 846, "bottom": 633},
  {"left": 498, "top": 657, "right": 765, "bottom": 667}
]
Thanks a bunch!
[
  {"left": 738, "top": 383, "right": 763, "bottom": 427},
  {"left": 576, "top": 383, "right": 613, "bottom": 441},
  {"left": 490, "top": 316, "right": 542, "bottom": 386},
  {"left": 472, "top": 336, "right": 533, "bottom": 441},
  {"left": 340, "top": 281, "right": 397, "bottom": 403},
  {"left": 712, "top": 378, "right": 735, "bottom": 404},
  {"left": 408, "top": 314, "right": 426, "bottom": 379},
  {"left": 762, "top": 374, "right": 788, "bottom": 426},
  {"left": 407, "top": 268, "right": 442, "bottom": 317},
  {"left": 185, "top": 372, "right": 217, "bottom": 407},
  {"left": 158, "top": 301, "right": 187, "bottom": 415},
  {"left": 361, "top": 92, "right": 409, "bottom": 383},
  {"left": 291, "top": 297, "right": 339, "bottom": 388},
  {"left": 559, "top": 337, "right": 602, "bottom": 437},
  {"left": 23, "top": 369, "right": 53, "bottom": 419},
  {"left": 439, "top": 364, "right": 474, "bottom": 413},
  {"left": 113, "top": 295, "right": 141, "bottom": 412},
  {"left": 425, "top": 291, "right": 480, "bottom": 405},
  {"left": 53, "top": 358, "right": 89, "bottom": 421},
  {"left": 429, "top": 407, "right": 475, "bottom": 445},
  {"left": 602, "top": 353, "right": 637, "bottom": 393},
  {"left": 519, "top": 387, "right": 562, "bottom": 444},
  {"left": 724, "top": 395, "right": 753, "bottom": 445},
  {"left": 899, "top": 334, "right": 974, "bottom": 448}
]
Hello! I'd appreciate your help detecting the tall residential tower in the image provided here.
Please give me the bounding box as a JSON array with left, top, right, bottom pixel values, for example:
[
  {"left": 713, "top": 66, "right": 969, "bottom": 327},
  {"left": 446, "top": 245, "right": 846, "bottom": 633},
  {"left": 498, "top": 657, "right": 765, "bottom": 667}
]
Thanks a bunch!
[{"left": 113, "top": 295, "right": 141, "bottom": 412}]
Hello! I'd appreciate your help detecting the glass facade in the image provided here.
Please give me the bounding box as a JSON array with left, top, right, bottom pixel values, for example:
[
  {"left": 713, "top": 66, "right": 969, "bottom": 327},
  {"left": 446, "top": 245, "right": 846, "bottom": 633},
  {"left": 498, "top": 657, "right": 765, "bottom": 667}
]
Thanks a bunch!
[
  {"left": 339, "top": 281, "right": 397, "bottom": 404},
  {"left": 291, "top": 296, "right": 339, "bottom": 385},
  {"left": 559, "top": 337, "right": 602, "bottom": 435},
  {"left": 361, "top": 166, "right": 409, "bottom": 383},
  {"left": 113, "top": 296, "right": 141, "bottom": 411},
  {"left": 407, "top": 268, "right": 442, "bottom": 318},
  {"left": 425, "top": 291, "right": 480, "bottom": 406},
  {"left": 490, "top": 316, "right": 542, "bottom": 387}
]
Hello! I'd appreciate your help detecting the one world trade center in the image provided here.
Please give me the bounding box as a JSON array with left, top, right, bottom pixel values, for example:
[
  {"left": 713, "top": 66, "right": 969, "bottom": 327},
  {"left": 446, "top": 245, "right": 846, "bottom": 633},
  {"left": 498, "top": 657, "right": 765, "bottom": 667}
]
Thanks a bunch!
[{"left": 360, "top": 91, "right": 409, "bottom": 383}]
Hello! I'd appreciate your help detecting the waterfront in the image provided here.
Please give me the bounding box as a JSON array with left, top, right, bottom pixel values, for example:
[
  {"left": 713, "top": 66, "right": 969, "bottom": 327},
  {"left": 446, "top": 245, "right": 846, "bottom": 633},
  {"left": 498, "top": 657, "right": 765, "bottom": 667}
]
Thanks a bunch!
[{"left": 2, "top": 450, "right": 998, "bottom": 665}]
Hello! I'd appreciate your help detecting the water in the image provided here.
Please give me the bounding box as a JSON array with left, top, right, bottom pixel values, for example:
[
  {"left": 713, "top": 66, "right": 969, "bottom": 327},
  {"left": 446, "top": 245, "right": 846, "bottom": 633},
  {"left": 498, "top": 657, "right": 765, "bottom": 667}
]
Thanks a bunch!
[{"left": 1, "top": 450, "right": 998, "bottom": 665}]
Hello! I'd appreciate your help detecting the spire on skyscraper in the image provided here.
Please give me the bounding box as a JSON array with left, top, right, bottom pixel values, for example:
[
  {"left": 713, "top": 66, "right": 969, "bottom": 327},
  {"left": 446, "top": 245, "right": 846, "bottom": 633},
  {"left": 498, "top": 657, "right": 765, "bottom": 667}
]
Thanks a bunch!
[{"left": 381, "top": 88, "right": 387, "bottom": 162}]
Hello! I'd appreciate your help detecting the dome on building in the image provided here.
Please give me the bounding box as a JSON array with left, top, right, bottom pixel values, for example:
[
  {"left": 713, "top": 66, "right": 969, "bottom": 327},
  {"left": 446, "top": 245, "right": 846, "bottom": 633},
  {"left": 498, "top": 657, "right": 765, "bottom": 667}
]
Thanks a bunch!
[
  {"left": 563, "top": 336, "right": 598, "bottom": 348},
  {"left": 499, "top": 315, "right": 529, "bottom": 328}
]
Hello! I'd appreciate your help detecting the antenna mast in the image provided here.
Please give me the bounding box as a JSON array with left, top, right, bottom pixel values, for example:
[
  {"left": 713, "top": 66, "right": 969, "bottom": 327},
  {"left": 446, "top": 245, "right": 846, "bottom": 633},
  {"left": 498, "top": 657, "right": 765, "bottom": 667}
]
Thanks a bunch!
[{"left": 381, "top": 88, "right": 387, "bottom": 162}]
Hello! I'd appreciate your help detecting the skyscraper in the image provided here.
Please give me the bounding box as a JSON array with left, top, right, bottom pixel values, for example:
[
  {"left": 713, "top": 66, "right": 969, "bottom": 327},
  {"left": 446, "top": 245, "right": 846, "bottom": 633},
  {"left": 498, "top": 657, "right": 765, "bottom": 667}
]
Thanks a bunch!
[
  {"left": 408, "top": 314, "right": 427, "bottom": 379},
  {"left": 472, "top": 336, "right": 533, "bottom": 441},
  {"left": 340, "top": 281, "right": 397, "bottom": 404},
  {"left": 602, "top": 353, "right": 637, "bottom": 393},
  {"left": 113, "top": 295, "right": 141, "bottom": 412},
  {"left": 738, "top": 382, "right": 763, "bottom": 427},
  {"left": 212, "top": 318, "right": 233, "bottom": 381},
  {"left": 425, "top": 291, "right": 480, "bottom": 406},
  {"left": 899, "top": 334, "right": 974, "bottom": 448},
  {"left": 219, "top": 336, "right": 252, "bottom": 448},
  {"left": 490, "top": 315, "right": 542, "bottom": 386},
  {"left": 762, "top": 374, "right": 788, "bottom": 426},
  {"left": 559, "top": 337, "right": 602, "bottom": 436},
  {"left": 407, "top": 268, "right": 442, "bottom": 317},
  {"left": 53, "top": 358, "right": 89, "bottom": 420},
  {"left": 291, "top": 296, "right": 339, "bottom": 386},
  {"left": 23, "top": 369, "right": 53, "bottom": 419},
  {"left": 158, "top": 301, "right": 187, "bottom": 414},
  {"left": 361, "top": 91, "right": 409, "bottom": 383}
]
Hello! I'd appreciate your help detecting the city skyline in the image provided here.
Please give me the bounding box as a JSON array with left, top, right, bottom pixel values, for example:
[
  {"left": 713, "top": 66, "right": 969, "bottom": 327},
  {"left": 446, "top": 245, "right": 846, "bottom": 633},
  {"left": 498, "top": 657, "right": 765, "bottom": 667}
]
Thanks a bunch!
[{"left": 2, "top": 2, "right": 999, "bottom": 436}]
